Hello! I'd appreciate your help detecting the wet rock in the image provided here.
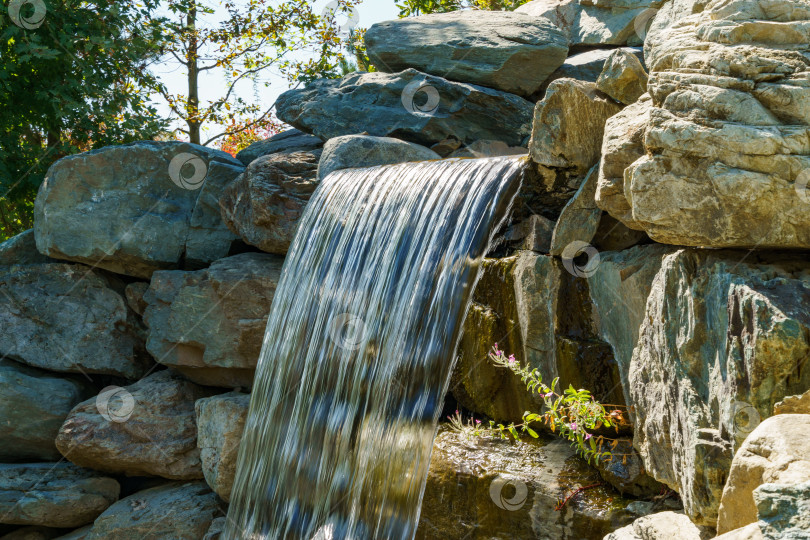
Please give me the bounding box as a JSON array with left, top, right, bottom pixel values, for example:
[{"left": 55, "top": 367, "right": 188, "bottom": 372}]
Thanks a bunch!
[
  {"left": 549, "top": 164, "right": 602, "bottom": 256},
  {"left": 235, "top": 129, "right": 323, "bottom": 166},
  {"left": 55, "top": 370, "right": 211, "bottom": 480},
  {"left": 0, "top": 360, "right": 91, "bottom": 461},
  {"left": 219, "top": 150, "right": 320, "bottom": 255},
  {"left": 0, "top": 263, "right": 151, "bottom": 378},
  {"left": 143, "top": 253, "right": 282, "bottom": 387},
  {"left": 275, "top": 69, "right": 534, "bottom": 148},
  {"left": 202, "top": 517, "right": 225, "bottom": 539},
  {"left": 84, "top": 482, "right": 221, "bottom": 540},
  {"left": 0, "top": 463, "right": 119, "bottom": 528},
  {"left": 317, "top": 135, "right": 440, "bottom": 180},
  {"left": 195, "top": 392, "right": 250, "bottom": 502},
  {"left": 364, "top": 11, "right": 568, "bottom": 97},
  {"left": 529, "top": 79, "right": 622, "bottom": 173},
  {"left": 774, "top": 390, "right": 810, "bottom": 415},
  {"left": 717, "top": 415, "right": 810, "bottom": 534},
  {"left": 0, "top": 230, "right": 50, "bottom": 266},
  {"left": 593, "top": 438, "right": 665, "bottom": 498},
  {"left": 504, "top": 214, "right": 555, "bottom": 253},
  {"left": 34, "top": 142, "right": 243, "bottom": 278},
  {"left": 418, "top": 430, "right": 634, "bottom": 539},
  {"left": 629, "top": 251, "right": 810, "bottom": 525},
  {"left": 596, "top": 49, "right": 648, "bottom": 105},
  {"left": 604, "top": 511, "right": 711, "bottom": 540}
]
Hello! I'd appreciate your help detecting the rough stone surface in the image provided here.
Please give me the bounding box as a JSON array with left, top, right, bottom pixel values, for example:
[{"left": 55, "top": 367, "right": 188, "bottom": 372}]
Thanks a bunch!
[
  {"left": 0, "top": 263, "right": 151, "bottom": 378},
  {"left": 515, "top": 0, "right": 665, "bottom": 46},
  {"left": 143, "top": 253, "right": 283, "bottom": 387},
  {"left": 34, "top": 142, "right": 243, "bottom": 278},
  {"left": 774, "top": 390, "right": 810, "bottom": 415},
  {"left": 55, "top": 370, "right": 211, "bottom": 479},
  {"left": 529, "top": 78, "right": 622, "bottom": 173},
  {"left": 203, "top": 517, "right": 225, "bottom": 539},
  {"left": 220, "top": 150, "right": 320, "bottom": 255},
  {"left": 0, "top": 360, "right": 91, "bottom": 461},
  {"left": 84, "top": 482, "right": 221, "bottom": 540},
  {"left": 124, "top": 282, "right": 149, "bottom": 317},
  {"left": 418, "top": 430, "right": 634, "bottom": 539},
  {"left": 235, "top": 129, "right": 323, "bottom": 166},
  {"left": 448, "top": 140, "right": 527, "bottom": 158},
  {"left": 538, "top": 48, "right": 645, "bottom": 97},
  {"left": 0, "top": 463, "right": 119, "bottom": 528},
  {"left": 365, "top": 11, "right": 568, "bottom": 97},
  {"left": 0, "top": 230, "right": 50, "bottom": 266},
  {"left": 714, "top": 523, "right": 764, "bottom": 540},
  {"left": 754, "top": 480, "right": 810, "bottom": 538},
  {"left": 629, "top": 250, "right": 810, "bottom": 525},
  {"left": 504, "top": 214, "right": 555, "bottom": 253},
  {"left": 53, "top": 527, "right": 91, "bottom": 540},
  {"left": 549, "top": 164, "right": 602, "bottom": 256},
  {"left": 275, "top": 69, "right": 534, "bottom": 147},
  {"left": 317, "top": 135, "right": 440, "bottom": 181},
  {"left": 596, "top": 48, "right": 648, "bottom": 105},
  {"left": 717, "top": 415, "right": 810, "bottom": 534},
  {"left": 602, "top": 0, "right": 810, "bottom": 248},
  {"left": 594, "top": 438, "right": 665, "bottom": 498},
  {"left": 195, "top": 392, "right": 250, "bottom": 502},
  {"left": 604, "top": 511, "right": 710, "bottom": 540}
]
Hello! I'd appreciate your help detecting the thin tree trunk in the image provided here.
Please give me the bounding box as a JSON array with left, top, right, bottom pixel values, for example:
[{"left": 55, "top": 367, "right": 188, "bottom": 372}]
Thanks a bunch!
[{"left": 186, "top": 3, "right": 201, "bottom": 145}]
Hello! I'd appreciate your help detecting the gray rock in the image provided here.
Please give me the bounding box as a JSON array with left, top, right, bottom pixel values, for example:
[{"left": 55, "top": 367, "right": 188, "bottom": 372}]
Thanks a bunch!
[
  {"left": 774, "top": 390, "right": 810, "bottom": 415},
  {"left": 202, "top": 517, "right": 225, "bottom": 539},
  {"left": 604, "top": 511, "right": 711, "bottom": 540},
  {"left": 0, "top": 463, "right": 119, "bottom": 528},
  {"left": 85, "top": 482, "right": 221, "bottom": 540},
  {"left": 537, "top": 47, "right": 644, "bottom": 98},
  {"left": 219, "top": 150, "right": 321, "bottom": 255},
  {"left": 593, "top": 438, "right": 665, "bottom": 498},
  {"left": 364, "top": 11, "right": 568, "bottom": 97},
  {"left": 755, "top": 480, "right": 810, "bottom": 538},
  {"left": 596, "top": 48, "right": 648, "bottom": 105},
  {"left": 124, "top": 282, "right": 149, "bottom": 316},
  {"left": 0, "top": 263, "right": 151, "bottom": 378},
  {"left": 529, "top": 78, "right": 622, "bottom": 173},
  {"left": 143, "top": 253, "right": 283, "bottom": 387},
  {"left": 0, "top": 231, "right": 49, "bottom": 266},
  {"left": 52, "top": 527, "right": 91, "bottom": 540},
  {"left": 504, "top": 214, "right": 555, "bottom": 253},
  {"left": 549, "top": 164, "right": 602, "bottom": 256},
  {"left": 195, "top": 392, "right": 250, "bottom": 502},
  {"left": 318, "top": 135, "right": 440, "bottom": 180},
  {"left": 447, "top": 140, "right": 527, "bottom": 158},
  {"left": 275, "top": 69, "right": 534, "bottom": 147},
  {"left": 55, "top": 370, "right": 212, "bottom": 480},
  {"left": 0, "top": 359, "right": 91, "bottom": 461},
  {"left": 0, "top": 528, "right": 62, "bottom": 540},
  {"left": 235, "top": 129, "right": 323, "bottom": 166},
  {"left": 34, "top": 142, "right": 243, "bottom": 278}
]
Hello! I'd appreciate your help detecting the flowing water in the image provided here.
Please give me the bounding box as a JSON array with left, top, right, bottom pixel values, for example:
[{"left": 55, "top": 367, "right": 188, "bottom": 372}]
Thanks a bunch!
[{"left": 223, "top": 156, "right": 527, "bottom": 540}]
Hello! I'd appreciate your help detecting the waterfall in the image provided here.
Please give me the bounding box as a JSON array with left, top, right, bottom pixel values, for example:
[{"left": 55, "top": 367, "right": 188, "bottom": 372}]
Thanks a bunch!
[{"left": 223, "top": 156, "right": 526, "bottom": 540}]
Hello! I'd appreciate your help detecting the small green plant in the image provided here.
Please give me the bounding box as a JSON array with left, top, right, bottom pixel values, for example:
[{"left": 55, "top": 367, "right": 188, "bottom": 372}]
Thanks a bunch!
[{"left": 450, "top": 345, "right": 631, "bottom": 465}]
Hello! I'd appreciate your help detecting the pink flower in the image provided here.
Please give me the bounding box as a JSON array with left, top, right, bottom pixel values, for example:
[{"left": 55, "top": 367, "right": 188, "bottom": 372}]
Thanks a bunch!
[
  {"left": 508, "top": 354, "right": 516, "bottom": 363},
  {"left": 475, "top": 419, "right": 481, "bottom": 424},
  {"left": 585, "top": 433, "right": 592, "bottom": 440},
  {"left": 543, "top": 392, "right": 553, "bottom": 398},
  {"left": 569, "top": 422, "right": 578, "bottom": 431}
]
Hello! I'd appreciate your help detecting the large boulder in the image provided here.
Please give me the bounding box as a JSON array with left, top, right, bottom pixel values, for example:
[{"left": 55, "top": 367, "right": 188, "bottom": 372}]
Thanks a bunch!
[
  {"left": 195, "top": 392, "right": 250, "bottom": 502},
  {"left": 234, "top": 128, "right": 323, "bottom": 166},
  {"left": 143, "top": 253, "right": 283, "bottom": 387},
  {"left": 219, "top": 150, "right": 320, "bottom": 255},
  {"left": 0, "top": 263, "right": 151, "bottom": 378},
  {"left": 275, "top": 69, "right": 534, "bottom": 148},
  {"left": 596, "top": 48, "right": 649, "bottom": 105},
  {"left": 317, "top": 135, "right": 440, "bottom": 181},
  {"left": 418, "top": 431, "right": 634, "bottom": 539},
  {"left": 0, "top": 463, "right": 119, "bottom": 528},
  {"left": 34, "top": 142, "right": 243, "bottom": 278},
  {"left": 0, "top": 360, "right": 91, "bottom": 461},
  {"left": 55, "top": 370, "right": 211, "bottom": 479},
  {"left": 628, "top": 250, "right": 810, "bottom": 525},
  {"left": 364, "top": 11, "right": 568, "bottom": 97},
  {"left": 515, "top": 0, "right": 665, "bottom": 46},
  {"left": 537, "top": 48, "right": 645, "bottom": 98},
  {"left": 754, "top": 480, "right": 810, "bottom": 538},
  {"left": 0, "top": 230, "right": 50, "bottom": 266},
  {"left": 604, "top": 511, "right": 711, "bottom": 540},
  {"left": 775, "top": 389, "right": 810, "bottom": 414},
  {"left": 599, "top": 0, "right": 810, "bottom": 248},
  {"left": 84, "top": 482, "right": 221, "bottom": 540},
  {"left": 717, "top": 414, "right": 810, "bottom": 534}
]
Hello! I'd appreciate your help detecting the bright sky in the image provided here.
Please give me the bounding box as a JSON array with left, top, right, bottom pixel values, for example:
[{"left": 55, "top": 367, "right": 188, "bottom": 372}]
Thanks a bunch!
[{"left": 151, "top": 0, "right": 401, "bottom": 144}]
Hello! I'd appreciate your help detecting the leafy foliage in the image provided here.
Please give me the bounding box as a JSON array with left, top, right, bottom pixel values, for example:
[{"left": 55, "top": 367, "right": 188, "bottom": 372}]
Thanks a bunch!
[
  {"left": 450, "top": 345, "right": 631, "bottom": 465},
  {"left": 396, "top": 0, "right": 529, "bottom": 17}
]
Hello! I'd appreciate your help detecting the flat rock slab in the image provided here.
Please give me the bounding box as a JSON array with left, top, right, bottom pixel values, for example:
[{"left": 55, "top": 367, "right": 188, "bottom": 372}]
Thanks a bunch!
[
  {"left": 0, "top": 263, "right": 151, "bottom": 378},
  {"left": 317, "top": 135, "right": 440, "bottom": 180},
  {"left": 143, "top": 253, "right": 283, "bottom": 388},
  {"left": 0, "top": 230, "right": 50, "bottom": 266},
  {"left": 275, "top": 69, "right": 534, "bottom": 148},
  {"left": 365, "top": 11, "right": 568, "bottom": 97},
  {"left": 0, "top": 463, "right": 119, "bottom": 528},
  {"left": 56, "top": 370, "right": 212, "bottom": 479},
  {"left": 34, "top": 141, "right": 243, "bottom": 278},
  {"left": 235, "top": 128, "right": 323, "bottom": 166}
]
